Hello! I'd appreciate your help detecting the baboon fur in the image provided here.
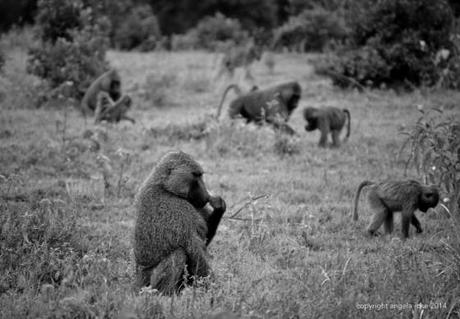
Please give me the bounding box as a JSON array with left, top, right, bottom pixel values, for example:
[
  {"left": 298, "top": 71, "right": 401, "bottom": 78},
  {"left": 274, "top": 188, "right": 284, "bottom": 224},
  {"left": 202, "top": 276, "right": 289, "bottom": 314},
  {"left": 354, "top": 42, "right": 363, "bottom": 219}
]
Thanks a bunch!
[
  {"left": 216, "top": 81, "right": 301, "bottom": 135},
  {"left": 303, "top": 106, "right": 350, "bottom": 147},
  {"left": 134, "top": 151, "right": 226, "bottom": 294},
  {"left": 353, "top": 180, "right": 439, "bottom": 239},
  {"left": 94, "top": 92, "right": 135, "bottom": 124},
  {"left": 81, "top": 69, "right": 122, "bottom": 115},
  {"left": 216, "top": 41, "right": 263, "bottom": 80}
]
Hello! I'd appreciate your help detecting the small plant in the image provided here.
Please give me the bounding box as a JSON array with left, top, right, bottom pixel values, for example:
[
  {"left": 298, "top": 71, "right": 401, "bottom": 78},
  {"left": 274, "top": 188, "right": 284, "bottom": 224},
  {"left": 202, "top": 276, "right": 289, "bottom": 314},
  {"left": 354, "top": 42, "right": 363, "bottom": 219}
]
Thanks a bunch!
[{"left": 401, "top": 108, "right": 460, "bottom": 215}]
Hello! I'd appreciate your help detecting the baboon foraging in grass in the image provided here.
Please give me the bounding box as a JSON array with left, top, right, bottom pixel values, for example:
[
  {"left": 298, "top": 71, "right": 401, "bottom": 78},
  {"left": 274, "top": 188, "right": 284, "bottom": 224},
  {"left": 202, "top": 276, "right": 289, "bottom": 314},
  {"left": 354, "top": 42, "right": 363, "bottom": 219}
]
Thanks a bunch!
[
  {"left": 215, "top": 40, "right": 263, "bottom": 81},
  {"left": 353, "top": 180, "right": 439, "bottom": 239},
  {"left": 134, "top": 151, "right": 226, "bottom": 295},
  {"left": 216, "top": 81, "right": 301, "bottom": 135},
  {"left": 81, "top": 69, "right": 122, "bottom": 115},
  {"left": 94, "top": 92, "right": 135, "bottom": 124},
  {"left": 303, "top": 107, "right": 350, "bottom": 147}
]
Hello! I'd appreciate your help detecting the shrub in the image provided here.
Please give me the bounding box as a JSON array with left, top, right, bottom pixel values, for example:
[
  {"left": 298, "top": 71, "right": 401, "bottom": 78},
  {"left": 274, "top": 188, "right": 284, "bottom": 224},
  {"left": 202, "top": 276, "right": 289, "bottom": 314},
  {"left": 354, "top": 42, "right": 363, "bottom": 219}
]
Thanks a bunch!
[
  {"left": 273, "top": 8, "right": 349, "bottom": 52},
  {"left": 113, "top": 5, "right": 161, "bottom": 51},
  {"left": 172, "top": 13, "right": 248, "bottom": 51},
  {"left": 317, "top": 0, "right": 455, "bottom": 89},
  {"left": 401, "top": 108, "right": 460, "bottom": 216},
  {"left": 27, "top": 0, "right": 110, "bottom": 101}
]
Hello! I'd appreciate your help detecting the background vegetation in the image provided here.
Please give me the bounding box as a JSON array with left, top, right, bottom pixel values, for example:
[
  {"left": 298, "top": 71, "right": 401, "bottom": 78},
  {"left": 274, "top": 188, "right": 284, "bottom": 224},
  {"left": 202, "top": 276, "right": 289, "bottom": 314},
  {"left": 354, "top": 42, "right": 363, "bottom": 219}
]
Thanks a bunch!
[{"left": 0, "top": 0, "right": 460, "bottom": 318}]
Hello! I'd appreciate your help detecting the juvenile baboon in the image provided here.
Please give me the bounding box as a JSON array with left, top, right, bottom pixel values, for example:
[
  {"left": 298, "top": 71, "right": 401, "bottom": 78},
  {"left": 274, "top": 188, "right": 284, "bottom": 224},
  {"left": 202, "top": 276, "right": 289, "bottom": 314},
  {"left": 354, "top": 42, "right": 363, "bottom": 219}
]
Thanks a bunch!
[
  {"left": 94, "top": 92, "right": 135, "bottom": 124},
  {"left": 81, "top": 69, "right": 122, "bottom": 115},
  {"left": 215, "top": 40, "right": 263, "bottom": 81},
  {"left": 303, "top": 107, "right": 350, "bottom": 147},
  {"left": 216, "top": 81, "right": 301, "bottom": 135},
  {"left": 353, "top": 180, "right": 439, "bottom": 239},
  {"left": 134, "top": 151, "right": 226, "bottom": 294}
]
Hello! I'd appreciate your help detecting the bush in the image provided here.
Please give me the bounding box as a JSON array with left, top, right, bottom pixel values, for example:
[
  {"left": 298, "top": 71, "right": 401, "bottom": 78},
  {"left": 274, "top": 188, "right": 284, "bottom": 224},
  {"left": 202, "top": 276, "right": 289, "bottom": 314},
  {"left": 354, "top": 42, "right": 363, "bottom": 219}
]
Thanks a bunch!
[
  {"left": 0, "top": 49, "right": 4, "bottom": 72},
  {"left": 27, "top": 0, "right": 110, "bottom": 101},
  {"left": 401, "top": 109, "right": 460, "bottom": 216},
  {"left": 273, "top": 8, "right": 348, "bottom": 52},
  {"left": 113, "top": 5, "right": 161, "bottom": 51},
  {"left": 317, "top": 0, "right": 455, "bottom": 89},
  {"left": 172, "top": 13, "right": 248, "bottom": 51}
]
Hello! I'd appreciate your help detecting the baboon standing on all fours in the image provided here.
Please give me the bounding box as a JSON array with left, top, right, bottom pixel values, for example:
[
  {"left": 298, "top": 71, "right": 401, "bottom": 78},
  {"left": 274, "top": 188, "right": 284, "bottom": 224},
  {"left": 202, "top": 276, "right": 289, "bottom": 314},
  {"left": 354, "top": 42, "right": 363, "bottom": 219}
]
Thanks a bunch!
[
  {"left": 134, "top": 151, "right": 226, "bottom": 295},
  {"left": 216, "top": 81, "right": 302, "bottom": 135},
  {"left": 81, "top": 69, "right": 122, "bottom": 115},
  {"left": 353, "top": 180, "right": 440, "bottom": 239},
  {"left": 303, "top": 107, "right": 350, "bottom": 147}
]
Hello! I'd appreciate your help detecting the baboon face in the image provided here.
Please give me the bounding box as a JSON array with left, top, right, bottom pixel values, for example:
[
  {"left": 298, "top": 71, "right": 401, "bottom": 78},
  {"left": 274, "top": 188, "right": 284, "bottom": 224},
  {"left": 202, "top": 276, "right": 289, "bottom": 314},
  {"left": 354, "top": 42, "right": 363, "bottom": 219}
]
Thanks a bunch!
[
  {"left": 418, "top": 187, "right": 439, "bottom": 212},
  {"left": 303, "top": 108, "right": 318, "bottom": 131},
  {"left": 162, "top": 153, "right": 211, "bottom": 209}
]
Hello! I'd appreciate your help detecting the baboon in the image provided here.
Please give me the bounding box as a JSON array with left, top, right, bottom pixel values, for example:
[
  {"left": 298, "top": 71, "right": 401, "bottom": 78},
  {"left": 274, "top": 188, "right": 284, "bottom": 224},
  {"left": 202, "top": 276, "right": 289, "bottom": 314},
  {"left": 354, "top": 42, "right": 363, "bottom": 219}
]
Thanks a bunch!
[
  {"left": 81, "top": 69, "right": 122, "bottom": 115},
  {"left": 303, "top": 107, "right": 350, "bottom": 147},
  {"left": 215, "top": 40, "right": 263, "bottom": 81},
  {"left": 353, "top": 180, "right": 439, "bottom": 239},
  {"left": 216, "top": 81, "right": 301, "bottom": 135},
  {"left": 134, "top": 151, "right": 226, "bottom": 295},
  {"left": 94, "top": 92, "right": 135, "bottom": 124}
]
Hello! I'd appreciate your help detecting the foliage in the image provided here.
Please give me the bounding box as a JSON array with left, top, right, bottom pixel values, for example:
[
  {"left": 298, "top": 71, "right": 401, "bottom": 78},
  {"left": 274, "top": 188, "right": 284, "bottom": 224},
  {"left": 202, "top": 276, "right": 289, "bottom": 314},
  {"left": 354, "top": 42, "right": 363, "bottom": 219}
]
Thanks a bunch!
[
  {"left": 401, "top": 109, "right": 460, "bottom": 215},
  {"left": 112, "top": 5, "right": 161, "bottom": 51},
  {"left": 316, "top": 0, "right": 455, "bottom": 89},
  {"left": 0, "top": 0, "right": 37, "bottom": 32},
  {"left": 273, "top": 8, "right": 348, "bottom": 52},
  {"left": 27, "top": 0, "right": 110, "bottom": 101},
  {"left": 0, "top": 49, "right": 4, "bottom": 72}
]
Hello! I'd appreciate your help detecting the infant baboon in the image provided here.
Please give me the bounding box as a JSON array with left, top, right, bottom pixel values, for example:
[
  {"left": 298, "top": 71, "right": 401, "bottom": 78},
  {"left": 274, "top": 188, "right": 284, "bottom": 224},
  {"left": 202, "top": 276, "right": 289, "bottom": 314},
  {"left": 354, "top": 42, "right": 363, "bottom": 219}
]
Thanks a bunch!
[
  {"left": 216, "top": 81, "right": 301, "bottom": 135},
  {"left": 94, "top": 92, "right": 135, "bottom": 124},
  {"left": 353, "top": 180, "right": 439, "bottom": 239},
  {"left": 134, "top": 151, "right": 226, "bottom": 294},
  {"left": 81, "top": 69, "right": 122, "bottom": 115},
  {"left": 303, "top": 107, "right": 350, "bottom": 147}
]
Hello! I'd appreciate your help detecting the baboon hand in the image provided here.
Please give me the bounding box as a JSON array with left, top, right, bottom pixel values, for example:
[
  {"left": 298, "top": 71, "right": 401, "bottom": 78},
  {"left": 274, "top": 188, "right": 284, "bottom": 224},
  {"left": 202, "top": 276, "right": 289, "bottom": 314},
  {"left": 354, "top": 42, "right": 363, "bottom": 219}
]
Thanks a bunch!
[{"left": 209, "top": 196, "right": 226, "bottom": 213}]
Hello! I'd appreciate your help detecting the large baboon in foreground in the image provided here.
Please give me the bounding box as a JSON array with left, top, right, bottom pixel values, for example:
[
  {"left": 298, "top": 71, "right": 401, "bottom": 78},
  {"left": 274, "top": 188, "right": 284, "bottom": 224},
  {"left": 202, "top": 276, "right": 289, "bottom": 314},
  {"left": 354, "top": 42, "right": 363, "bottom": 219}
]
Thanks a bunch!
[
  {"left": 134, "top": 151, "right": 226, "bottom": 294},
  {"left": 216, "top": 81, "right": 301, "bottom": 135},
  {"left": 81, "top": 69, "right": 122, "bottom": 115},
  {"left": 353, "top": 180, "right": 439, "bottom": 239},
  {"left": 303, "top": 106, "right": 350, "bottom": 147}
]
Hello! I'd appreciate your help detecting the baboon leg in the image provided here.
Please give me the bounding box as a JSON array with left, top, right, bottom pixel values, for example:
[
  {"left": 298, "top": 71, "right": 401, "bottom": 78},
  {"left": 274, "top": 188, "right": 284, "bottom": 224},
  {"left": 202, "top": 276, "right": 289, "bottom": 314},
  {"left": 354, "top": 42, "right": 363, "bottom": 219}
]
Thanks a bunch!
[
  {"left": 150, "top": 249, "right": 187, "bottom": 295},
  {"left": 186, "top": 235, "right": 211, "bottom": 279},
  {"left": 401, "top": 212, "right": 413, "bottom": 239},
  {"left": 411, "top": 215, "right": 423, "bottom": 233},
  {"left": 367, "top": 192, "right": 388, "bottom": 236},
  {"left": 318, "top": 119, "right": 330, "bottom": 147},
  {"left": 383, "top": 211, "right": 394, "bottom": 234},
  {"left": 331, "top": 130, "right": 341, "bottom": 148}
]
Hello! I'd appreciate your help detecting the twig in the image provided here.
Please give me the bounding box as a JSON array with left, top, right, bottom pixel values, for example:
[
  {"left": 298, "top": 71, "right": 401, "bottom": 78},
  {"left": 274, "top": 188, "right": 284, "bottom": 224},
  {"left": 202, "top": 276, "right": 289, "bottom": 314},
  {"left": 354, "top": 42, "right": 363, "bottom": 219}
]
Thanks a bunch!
[{"left": 228, "top": 194, "right": 269, "bottom": 219}]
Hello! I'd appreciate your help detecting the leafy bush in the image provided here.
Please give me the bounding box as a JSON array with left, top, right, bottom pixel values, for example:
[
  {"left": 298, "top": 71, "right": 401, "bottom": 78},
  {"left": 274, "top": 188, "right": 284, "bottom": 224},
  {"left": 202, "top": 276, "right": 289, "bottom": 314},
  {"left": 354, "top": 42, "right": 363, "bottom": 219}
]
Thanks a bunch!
[
  {"left": 317, "top": 0, "right": 455, "bottom": 88},
  {"left": 273, "top": 8, "right": 348, "bottom": 52},
  {"left": 401, "top": 109, "right": 460, "bottom": 216},
  {"left": 172, "top": 13, "right": 248, "bottom": 51},
  {"left": 113, "top": 5, "right": 161, "bottom": 51},
  {"left": 0, "top": 49, "right": 4, "bottom": 72},
  {"left": 27, "top": 0, "right": 110, "bottom": 101}
]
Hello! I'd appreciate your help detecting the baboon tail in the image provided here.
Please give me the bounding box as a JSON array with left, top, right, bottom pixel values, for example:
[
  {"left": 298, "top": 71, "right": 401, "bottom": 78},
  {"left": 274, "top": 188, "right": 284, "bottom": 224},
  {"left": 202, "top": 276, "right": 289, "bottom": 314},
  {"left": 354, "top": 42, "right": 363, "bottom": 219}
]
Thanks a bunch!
[
  {"left": 343, "top": 109, "right": 351, "bottom": 139},
  {"left": 353, "top": 180, "right": 374, "bottom": 221},
  {"left": 216, "top": 84, "right": 242, "bottom": 120}
]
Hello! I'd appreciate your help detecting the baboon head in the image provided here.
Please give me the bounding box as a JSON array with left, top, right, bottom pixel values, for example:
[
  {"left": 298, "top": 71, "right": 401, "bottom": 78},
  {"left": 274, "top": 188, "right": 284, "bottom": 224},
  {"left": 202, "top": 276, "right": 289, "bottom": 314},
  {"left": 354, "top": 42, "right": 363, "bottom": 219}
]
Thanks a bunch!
[
  {"left": 153, "top": 151, "right": 211, "bottom": 209},
  {"left": 103, "top": 69, "right": 121, "bottom": 101},
  {"left": 303, "top": 107, "right": 318, "bottom": 131},
  {"left": 418, "top": 186, "right": 440, "bottom": 212}
]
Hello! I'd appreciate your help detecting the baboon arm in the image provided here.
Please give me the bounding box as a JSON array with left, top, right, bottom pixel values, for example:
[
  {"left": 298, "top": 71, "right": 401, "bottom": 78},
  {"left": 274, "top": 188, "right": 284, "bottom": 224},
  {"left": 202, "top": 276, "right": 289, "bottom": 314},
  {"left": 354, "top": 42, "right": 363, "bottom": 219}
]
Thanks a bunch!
[
  {"left": 318, "top": 119, "right": 329, "bottom": 146},
  {"left": 411, "top": 215, "right": 423, "bottom": 233},
  {"left": 198, "top": 197, "right": 226, "bottom": 246}
]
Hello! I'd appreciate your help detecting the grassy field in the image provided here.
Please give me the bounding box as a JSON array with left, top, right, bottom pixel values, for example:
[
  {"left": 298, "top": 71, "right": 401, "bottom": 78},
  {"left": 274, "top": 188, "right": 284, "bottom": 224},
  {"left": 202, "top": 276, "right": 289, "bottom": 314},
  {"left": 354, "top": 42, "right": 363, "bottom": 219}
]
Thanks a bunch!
[{"left": 0, "top": 42, "right": 459, "bottom": 319}]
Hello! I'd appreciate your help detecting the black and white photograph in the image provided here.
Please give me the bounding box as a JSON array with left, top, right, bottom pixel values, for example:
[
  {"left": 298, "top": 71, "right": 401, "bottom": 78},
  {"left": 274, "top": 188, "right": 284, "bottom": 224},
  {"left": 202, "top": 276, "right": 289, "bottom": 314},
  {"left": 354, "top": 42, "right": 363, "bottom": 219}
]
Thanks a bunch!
[{"left": 0, "top": 0, "right": 459, "bottom": 318}]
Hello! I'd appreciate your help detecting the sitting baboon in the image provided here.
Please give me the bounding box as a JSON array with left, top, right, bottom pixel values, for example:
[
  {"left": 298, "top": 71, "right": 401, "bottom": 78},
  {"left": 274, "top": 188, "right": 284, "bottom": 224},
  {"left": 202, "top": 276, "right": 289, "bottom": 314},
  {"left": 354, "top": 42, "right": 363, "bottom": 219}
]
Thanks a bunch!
[
  {"left": 353, "top": 180, "right": 439, "bottom": 239},
  {"left": 81, "top": 69, "right": 122, "bottom": 115},
  {"left": 134, "top": 151, "right": 226, "bottom": 294},
  {"left": 94, "top": 92, "right": 135, "bottom": 124},
  {"left": 303, "top": 107, "right": 350, "bottom": 147},
  {"left": 215, "top": 40, "right": 263, "bottom": 81},
  {"left": 216, "top": 81, "right": 301, "bottom": 135}
]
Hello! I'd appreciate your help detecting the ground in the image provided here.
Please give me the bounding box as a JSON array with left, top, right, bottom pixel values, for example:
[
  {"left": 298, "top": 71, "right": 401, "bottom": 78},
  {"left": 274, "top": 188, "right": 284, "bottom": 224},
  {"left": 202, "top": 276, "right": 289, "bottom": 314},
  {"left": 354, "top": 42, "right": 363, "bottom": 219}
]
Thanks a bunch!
[{"left": 0, "top": 45, "right": 459, "bottom": 319}]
